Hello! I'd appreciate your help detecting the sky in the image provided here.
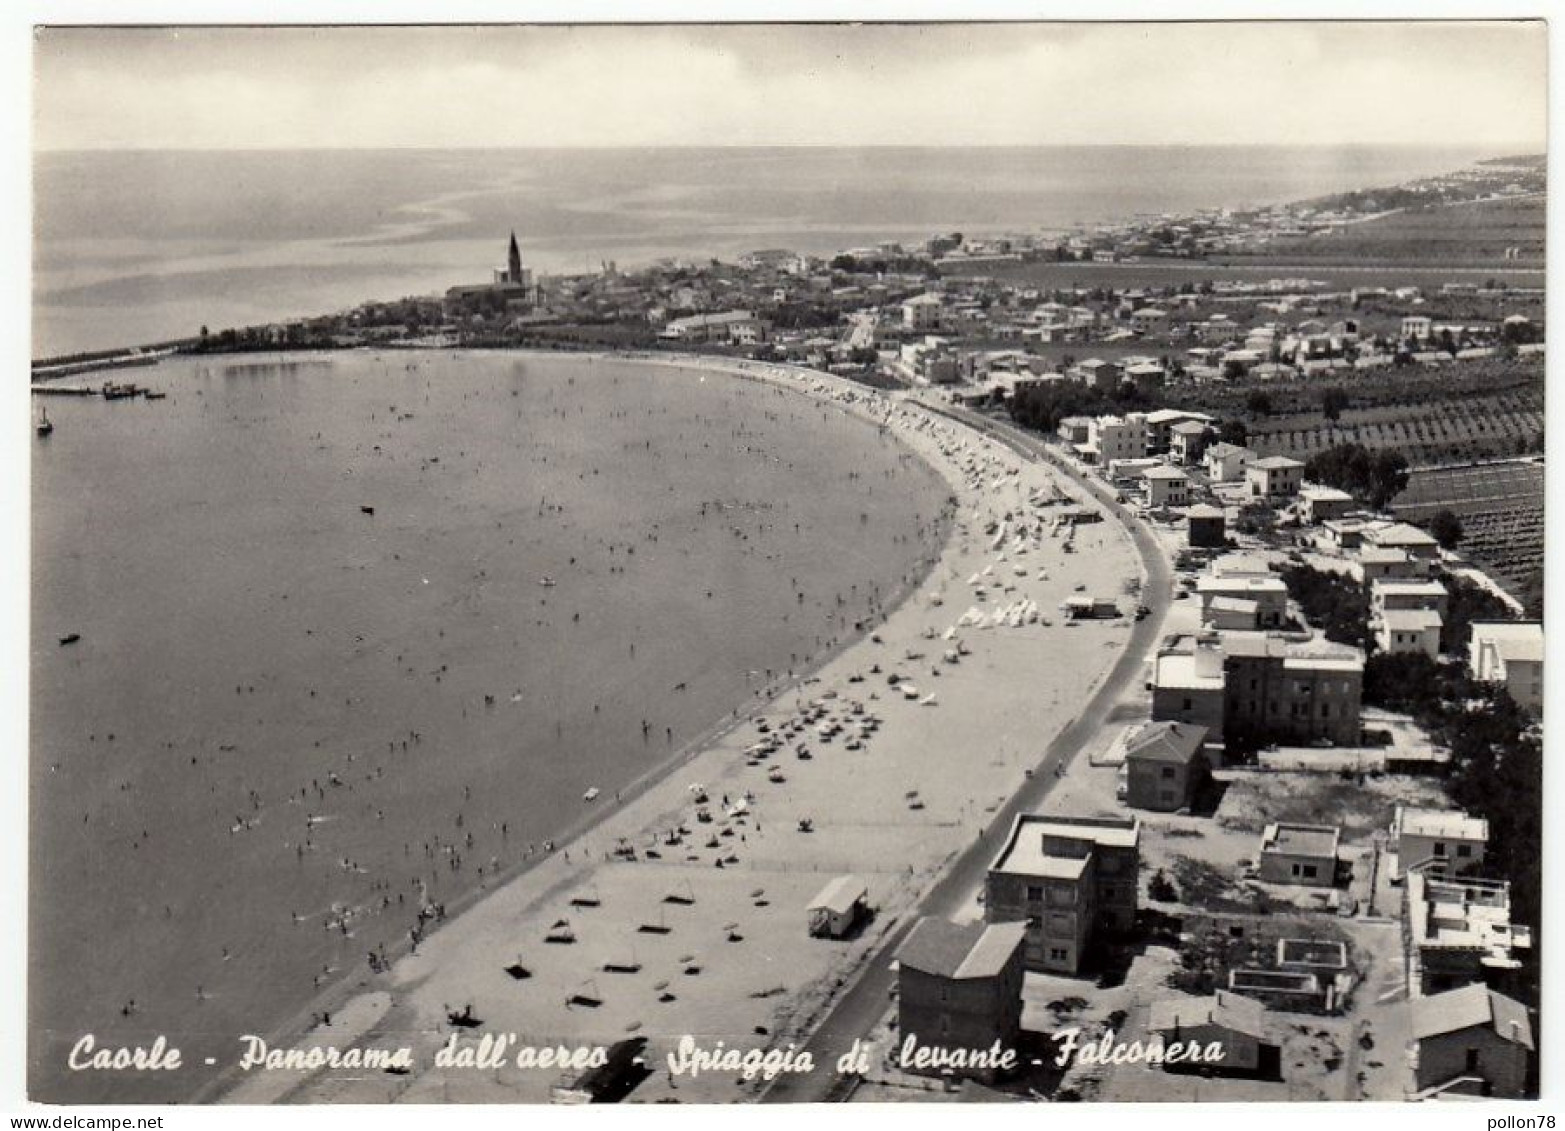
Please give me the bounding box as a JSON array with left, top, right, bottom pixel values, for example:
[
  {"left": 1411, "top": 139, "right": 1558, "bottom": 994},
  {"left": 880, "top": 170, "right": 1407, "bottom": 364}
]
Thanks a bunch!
[{"left": 31, "top": 21, "right": 1550, "bottom": 152}]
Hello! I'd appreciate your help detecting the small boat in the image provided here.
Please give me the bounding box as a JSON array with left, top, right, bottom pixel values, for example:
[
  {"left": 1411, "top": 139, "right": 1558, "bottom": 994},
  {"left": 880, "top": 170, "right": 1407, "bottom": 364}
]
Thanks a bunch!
[
  {"left": 36, "top": 409, "right": 53, "bottom": 437},
  {"left": 144, "top": 390, "right": 167, "bottom": 401},
  {"left": 538, "top": 577, "right": 556, "bottom": 587},
  {"left": 360, "top": 505, "right": 375, "bottom": 516},
  {"left": 58, "top": 633, "right": 80, "bottom": 646},
  {"left": 582, "top": 787, "right": 601, "bottom": 802}
]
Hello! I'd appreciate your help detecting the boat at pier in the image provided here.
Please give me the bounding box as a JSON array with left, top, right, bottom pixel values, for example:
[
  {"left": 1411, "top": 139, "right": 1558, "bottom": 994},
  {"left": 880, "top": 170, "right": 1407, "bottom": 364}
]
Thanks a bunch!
[{"left": 36, "top": 408, "right": 54, "bottom": 437}]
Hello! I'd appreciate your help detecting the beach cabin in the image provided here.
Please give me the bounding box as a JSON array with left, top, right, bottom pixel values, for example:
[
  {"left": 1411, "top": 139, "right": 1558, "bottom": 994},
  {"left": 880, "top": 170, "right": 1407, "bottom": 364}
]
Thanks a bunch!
[{"left": 808, "top": 874, "right": 868, "bottom": 939}]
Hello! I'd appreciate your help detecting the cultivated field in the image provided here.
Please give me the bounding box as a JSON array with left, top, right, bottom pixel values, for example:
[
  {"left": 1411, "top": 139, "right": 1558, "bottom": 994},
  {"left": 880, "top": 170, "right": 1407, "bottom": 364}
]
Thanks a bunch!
[{"left": 1391, "top": 459, "right": 1545, "bottom": 595}]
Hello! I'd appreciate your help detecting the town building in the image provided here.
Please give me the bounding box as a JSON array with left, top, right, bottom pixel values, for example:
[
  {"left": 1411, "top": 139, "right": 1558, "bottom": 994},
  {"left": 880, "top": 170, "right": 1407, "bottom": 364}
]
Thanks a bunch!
[
  {"left": 1376, "top": 609, "right": 1444, "bottom": 657},
  {"left": 985, "top": 814, "right": 1140, "bottom": 975},
  {"left": 1086, "top": 414, "right": 1148, "bottom": 465},
  {"left": 1468, "top": 621, "right": 1545, "bottom": 716},
  {"left": 1258, "top": 822, "right": 1340, "bottom": 887},
  {"left": 894, "top": 918, "right": 1029, "bottom": 1083},
  {"left": 659, "top": 310, "right": 770, "bottom": 345},
  {"left": 1186, "top": 504, "right": 1227, "bottom": 549},
  {"left": 1144, "top": 408, "right": 1213, "bottom": 453},
  {"left": 1298, "top": 486, "right": 1356, "bottom": 525},
  {"left": 1221, "top": 632, "right": 1364, "bottom": 748},
  {"left": 1144, "top": 465, "right": 1191, "bottom": 508},
  {"left": 1169, "top": 420, "right": 1210, "bottom": 465},
  {"left": 1401, "top": 314, "right": 1434, "bottom": 342},
  {"left": 1246, "top": 456, "right": 1305, "bottom": 501},
  {"left": 1362, "top": 521, "right": 1441, "bottom": 562},
  {"left": 1147, "top": 991, "right": 1273, "bottom": 1076},
  {"left": 1403, "top": 870, "right": 1531, "bottom": 996},
  {"left": 1358, "top": 547, "right": 1424, "bottom": 582},
  {"left": 1203, "top": 442, "right": 1253, "bottom": 483},
  {"left": 1391, "top": 806, "right": 1488, "bottom": 881},
  {"left": 902, "top": 293, "right": 944, "bottom": 332},
  {"left": 1123, "top": 721, "right": 1210, "bottom": 812},
  {"left": 1150, "top": 638, "right": 1228, "bottom": 744},
  {"left": 1408, "top": 984, "right": 1534, "bottom": 1099},
  {"left": 1196, "top": 575, "right": 1288, "bottom": 630}
]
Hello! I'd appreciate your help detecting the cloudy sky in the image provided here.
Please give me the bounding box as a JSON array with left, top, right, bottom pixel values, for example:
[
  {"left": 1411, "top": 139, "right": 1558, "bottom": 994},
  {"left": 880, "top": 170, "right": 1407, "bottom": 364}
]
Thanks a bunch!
[{"left": 33, "top": 21, "right": 1548, "bottom": 151}]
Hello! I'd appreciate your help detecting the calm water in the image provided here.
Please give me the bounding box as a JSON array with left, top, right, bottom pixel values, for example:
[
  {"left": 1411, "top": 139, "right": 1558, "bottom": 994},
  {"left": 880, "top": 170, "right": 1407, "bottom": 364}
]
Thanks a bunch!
[
  {"left": 32, "top": 145, "right": 1500, "bottom": 356},
  {"left": 29, "top": 351, "right": 951, "bottom": 1102}
]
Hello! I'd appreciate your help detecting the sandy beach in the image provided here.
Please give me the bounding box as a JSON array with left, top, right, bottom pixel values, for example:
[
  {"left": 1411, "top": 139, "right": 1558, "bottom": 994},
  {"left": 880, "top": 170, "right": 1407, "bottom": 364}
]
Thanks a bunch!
[{"left": 200, "top": 354, "right": 1143, "bottom": 1105}]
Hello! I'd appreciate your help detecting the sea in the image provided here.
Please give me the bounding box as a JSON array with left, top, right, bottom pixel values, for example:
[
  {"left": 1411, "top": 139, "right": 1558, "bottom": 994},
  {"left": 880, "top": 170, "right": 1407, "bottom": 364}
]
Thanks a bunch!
[
  {"left": 32, "top": 146, "right": 1503, "bottom": 358},
  {"left": 28, "top": 144, "right": 1494, "bottom": 1103},
  {"left": 29, "top": 351, "right": 952, "bottom": 1102}
]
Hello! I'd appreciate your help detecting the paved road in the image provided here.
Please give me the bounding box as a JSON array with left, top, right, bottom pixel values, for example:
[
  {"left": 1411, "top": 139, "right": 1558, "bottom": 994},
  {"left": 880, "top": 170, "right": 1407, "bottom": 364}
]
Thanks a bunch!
[{"left": 762, "top": 403, "right": 1173, "bottom": 1102}]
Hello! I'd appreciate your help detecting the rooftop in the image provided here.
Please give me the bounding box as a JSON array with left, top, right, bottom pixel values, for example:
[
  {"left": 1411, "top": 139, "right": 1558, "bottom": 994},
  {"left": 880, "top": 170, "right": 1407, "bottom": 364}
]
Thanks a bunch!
[
  {"left": 1261, "top": 822, "right": 1341, "bottom": 859},
  {"left": 1125, "top": 721, "right": 1209, "bottom": 765},
  {"left": 1409, "top": 984, "right": 1534, "bottom": 1050},
  {"left": 1395, "top": 805, "right": 1489, "bottom": 844},
  {"left": 991, "top": 813, "right": 1139, "bottom": 877},
  {"left": 1381, "top": 609, "right": 1444, "bottom": 631},
  {"left": 1152, "top": 650, "right": 1225, "bottom": 692},
  {"left": 1148, "top": 990, "right": 1269, "bottom": 1041},
  {"left": 1470, "top": 621, "right": 1545, "bottom": 664},
  {"left": 808, "top": 874, "right": 867, "bottom": 916},
  {"left": 896, "top": 917, "right": 1028, "bottom": 981},
  {"left": 1251, "top": 456, "right": 1305, "bottom": 471}
]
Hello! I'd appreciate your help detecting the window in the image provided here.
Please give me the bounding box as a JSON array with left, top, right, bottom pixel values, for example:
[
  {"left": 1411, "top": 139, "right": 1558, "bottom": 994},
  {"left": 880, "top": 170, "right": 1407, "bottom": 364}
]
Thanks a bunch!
[
  {"left": 1161, "top": 766, "right": 1176, "bottom": 780},
  {"left": 1457, "top": 844, "right": 1473, "bottom": 858},
  {"left": 1026, "top": 885, "right": 1043, "bottom": 902},
  {"left": 1182, "top": 697, "right": 1193, "bottom": 711},
  {"left": 1433, "top": 843, "right": 1447, "bottom": 857},
  {"left": 1321, "top": 703, "right": 1330, "bottom": 718},
  {"left": 1048, "top": 948, "right": 1069, "bottom": 964}
]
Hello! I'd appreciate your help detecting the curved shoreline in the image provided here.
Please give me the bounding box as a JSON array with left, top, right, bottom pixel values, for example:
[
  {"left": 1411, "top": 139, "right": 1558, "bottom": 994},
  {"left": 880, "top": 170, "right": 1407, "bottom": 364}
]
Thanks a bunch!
[
  {"left": 210, "top": 349, "right": 1146, "bottom": 1105},
  {"left": 189, "top": 350, "right": 957, "bottom": 1103}
]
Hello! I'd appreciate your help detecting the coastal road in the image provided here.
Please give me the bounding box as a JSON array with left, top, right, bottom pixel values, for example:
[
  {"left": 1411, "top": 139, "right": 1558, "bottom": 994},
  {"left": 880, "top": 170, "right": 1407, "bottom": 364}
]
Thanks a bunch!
[{"left": 761, "top": 403, "right": 1173, "bottom": 1102}]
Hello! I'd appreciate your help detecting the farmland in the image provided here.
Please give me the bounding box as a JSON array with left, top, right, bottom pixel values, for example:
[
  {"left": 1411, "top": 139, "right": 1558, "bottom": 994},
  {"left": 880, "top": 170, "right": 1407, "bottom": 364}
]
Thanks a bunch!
[
  {"left": 1391, "top": 460, "right": 1546, "bottom": 598},
  {"left": 1174, "top": 357, "right": 1545, "bottom": 467},
  {"left": 1242, "top": 386, "right": 1544, "bottom": 467},
  {"left": 1224, "top": 194, "right": 1546, "bottom": 269}
]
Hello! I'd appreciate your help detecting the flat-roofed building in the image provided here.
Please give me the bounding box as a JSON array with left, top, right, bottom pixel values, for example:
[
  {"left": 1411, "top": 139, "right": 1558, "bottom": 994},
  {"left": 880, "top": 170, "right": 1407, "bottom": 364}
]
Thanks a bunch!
[
  {"left": 1222, "top": 632, "right": 1364, "bottom": 748},
  {"left": 1087, "top": 414, "right": 1148, "bottom": 465},
  {"left": 1376, "top": 608, "right": 1443, "bottom": 657},
  {"left": 1468, "top": 621, "right": 1544, "bottom": 716},
  {"left": 1150, "top": 639, "right": 1227, "bottom": 743},
  {"left": 1196, "top": 575, "right": 1288, "bottom": 629},
  {"left": 895, "top": 918, "right": 1029, "bottom": 1083},
  {"left": 985, "top": 814, "right": 1139, "bottom": 975},
  {"left": 1258, "top": 822, "right": 1340, "bottom": 887},
  {"left": 1392, "top": 806, "right": 1488, "bottom": 881},
  {"left": 1404, "top": 870, "right": 1531, "bottom": 996}
]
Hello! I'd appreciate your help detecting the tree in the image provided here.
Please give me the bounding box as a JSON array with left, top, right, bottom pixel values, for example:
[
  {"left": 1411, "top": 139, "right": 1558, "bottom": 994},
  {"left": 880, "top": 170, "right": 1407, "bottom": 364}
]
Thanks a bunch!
[
  {"left": 1304, "top": 444, "right": 1409, "bottom": 510},
  {"left": 1246, "top": 389, "right": 1274, "bottom": 416},
  {"left": 1320, "top": 386, "right": 1350, "bottom": 422},
  {"left": 1428, "top": 509, "right": 1465, "bottom": 549},
  {"left": 1217, "top": 418, "right": 1249, "bottom": 447}
]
